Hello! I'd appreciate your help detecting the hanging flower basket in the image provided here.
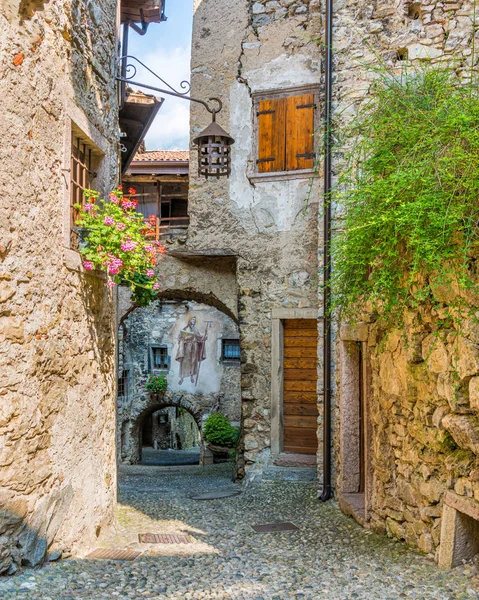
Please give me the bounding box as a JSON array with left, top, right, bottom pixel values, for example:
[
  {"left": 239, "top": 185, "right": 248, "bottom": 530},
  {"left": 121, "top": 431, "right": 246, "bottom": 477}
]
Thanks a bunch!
[{"left": 74, "top": 187, "right": 166, "bottom": 305}]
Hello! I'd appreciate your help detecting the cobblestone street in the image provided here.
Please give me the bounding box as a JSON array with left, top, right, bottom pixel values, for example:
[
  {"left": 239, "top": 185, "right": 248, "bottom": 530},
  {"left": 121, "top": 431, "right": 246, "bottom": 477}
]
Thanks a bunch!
[{"left": 1, "top": 464, "right": 478, "bottom": 600}]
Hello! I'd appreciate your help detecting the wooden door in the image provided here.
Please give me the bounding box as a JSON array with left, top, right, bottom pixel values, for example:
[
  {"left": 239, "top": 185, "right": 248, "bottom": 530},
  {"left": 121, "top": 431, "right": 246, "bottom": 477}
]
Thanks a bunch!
[{"left": 283, "top": 319, "right": 318, "bottom": 454}]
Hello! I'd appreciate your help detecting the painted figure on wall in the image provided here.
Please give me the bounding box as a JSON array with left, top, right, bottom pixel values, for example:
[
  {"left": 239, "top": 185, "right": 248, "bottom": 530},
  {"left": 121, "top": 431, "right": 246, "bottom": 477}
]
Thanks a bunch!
[{"left": 176, "top": 316, "right": 210, "bottom": 386}]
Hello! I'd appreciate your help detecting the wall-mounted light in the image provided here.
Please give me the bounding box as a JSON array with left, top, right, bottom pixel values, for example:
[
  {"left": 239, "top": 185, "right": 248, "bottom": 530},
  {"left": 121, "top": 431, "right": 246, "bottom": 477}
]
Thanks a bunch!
[
  {"left": 116, "top": 56, "right": 235, "bottom": 179},
  {"left": 193, "top": 107, "right": 235, "bottom": 179}
]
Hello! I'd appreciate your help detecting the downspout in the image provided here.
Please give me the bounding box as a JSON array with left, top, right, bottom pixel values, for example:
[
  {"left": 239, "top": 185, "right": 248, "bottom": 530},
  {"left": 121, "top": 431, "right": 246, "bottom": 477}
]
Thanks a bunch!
[
  {"left": 320, "top": 0, "right": 333, "bottom": 502},
  {"left": 120, "top": 10, "right": 150, "bottom": 109}
]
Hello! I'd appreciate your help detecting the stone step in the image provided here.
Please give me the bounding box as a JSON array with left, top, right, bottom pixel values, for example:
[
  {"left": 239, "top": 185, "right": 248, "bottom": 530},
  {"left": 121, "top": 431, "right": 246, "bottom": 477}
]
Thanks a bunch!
[
  {"left": 262, "top": 466, "right": 317, "bottom": 484},
  {"left": 273, "top": 452, "right": 317, "bottom": 468}
]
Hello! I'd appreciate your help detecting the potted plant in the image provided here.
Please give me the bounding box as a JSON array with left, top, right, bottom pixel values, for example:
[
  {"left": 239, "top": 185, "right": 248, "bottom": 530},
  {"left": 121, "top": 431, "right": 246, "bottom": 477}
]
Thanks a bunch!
[
  {"left": 144, "top": 373, "right": 167, "bottom": 397},
  {"left": 202, "top": 413, "right": 240, "bottom": 459}
]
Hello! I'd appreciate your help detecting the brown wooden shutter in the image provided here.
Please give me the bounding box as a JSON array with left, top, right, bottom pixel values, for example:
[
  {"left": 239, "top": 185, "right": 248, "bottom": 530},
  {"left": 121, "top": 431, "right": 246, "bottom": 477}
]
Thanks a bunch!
[
  {"left": 285, "top": 93, "right": 315, "bottom": 171},
  {"left": 257, "top": 98, "right": 286, "bottom": 173}
]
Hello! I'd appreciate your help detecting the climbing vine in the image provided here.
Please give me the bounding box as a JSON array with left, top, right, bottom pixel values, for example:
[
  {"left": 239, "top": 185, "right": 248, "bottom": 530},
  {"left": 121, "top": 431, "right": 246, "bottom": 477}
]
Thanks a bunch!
[{"left": 331, "top": 68, "right": 479, "bottom": 328}]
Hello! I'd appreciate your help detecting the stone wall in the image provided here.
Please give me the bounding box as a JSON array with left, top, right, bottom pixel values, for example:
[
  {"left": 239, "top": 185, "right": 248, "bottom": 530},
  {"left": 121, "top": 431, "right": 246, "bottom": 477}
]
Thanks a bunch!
[
  {"left": 191, "top": 0, "right": 322, "bottom": 472},
  {"left": 332, "top": 0, "right": 479, "bottom": 562},
  {"left": 117, "top": 299, "right": 241, "bottom": 463},
  {"left": 0, "top": 0, "right": 118, "bottom": 573}
]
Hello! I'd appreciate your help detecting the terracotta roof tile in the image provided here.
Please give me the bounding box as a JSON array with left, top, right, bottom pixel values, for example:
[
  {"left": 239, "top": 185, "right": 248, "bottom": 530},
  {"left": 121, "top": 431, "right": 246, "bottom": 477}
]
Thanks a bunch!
[{"left": 133, "top": 150, "right": 189, "bottom": 163}]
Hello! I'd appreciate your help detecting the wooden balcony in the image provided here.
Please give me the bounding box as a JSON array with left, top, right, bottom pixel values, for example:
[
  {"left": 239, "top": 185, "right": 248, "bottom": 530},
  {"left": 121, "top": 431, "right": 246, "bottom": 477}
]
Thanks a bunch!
[{"left": 147, "top": 216, "right": 190, "bottom": 241}]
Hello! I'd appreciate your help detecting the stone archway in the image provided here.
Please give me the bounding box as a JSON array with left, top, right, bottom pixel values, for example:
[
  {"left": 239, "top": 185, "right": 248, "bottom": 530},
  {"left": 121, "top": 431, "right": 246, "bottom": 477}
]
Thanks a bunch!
[{"left": 121, "top": 393, "right": 205, "bottom": 465}]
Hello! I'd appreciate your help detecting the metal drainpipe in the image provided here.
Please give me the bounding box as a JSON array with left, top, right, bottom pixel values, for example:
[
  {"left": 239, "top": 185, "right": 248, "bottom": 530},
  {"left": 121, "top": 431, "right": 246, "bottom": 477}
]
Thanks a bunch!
[{"left": 320, "top": 0, "right": 333, "bottom": 503}]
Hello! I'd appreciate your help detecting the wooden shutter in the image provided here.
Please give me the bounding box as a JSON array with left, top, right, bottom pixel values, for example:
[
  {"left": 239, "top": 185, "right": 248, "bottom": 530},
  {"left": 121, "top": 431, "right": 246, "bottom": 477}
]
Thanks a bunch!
[
  {"left": 285, "top": 93, "right": 316, "bottom": 171},
  {"left": 257, "top": 98, "right": 286, "bottom": 173}
]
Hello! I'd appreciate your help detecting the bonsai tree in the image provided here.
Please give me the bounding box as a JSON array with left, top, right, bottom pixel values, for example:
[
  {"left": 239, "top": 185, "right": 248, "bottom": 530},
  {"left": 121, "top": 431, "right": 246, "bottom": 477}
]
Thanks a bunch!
[{"left": 202, "top": 413, "right": 240, "bottom": 449}]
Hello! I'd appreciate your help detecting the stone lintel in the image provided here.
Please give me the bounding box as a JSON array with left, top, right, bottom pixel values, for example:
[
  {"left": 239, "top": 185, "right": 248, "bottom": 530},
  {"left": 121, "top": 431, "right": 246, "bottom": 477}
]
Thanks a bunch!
[
  {"left": 271, "top": 308, "right": 319, "bottom": 320},
  {"left": 340, "top": 323, "right": 369, "bottom": 342},
  {"left": 444, "top": 490, "right": 479, "bottom": 522}
]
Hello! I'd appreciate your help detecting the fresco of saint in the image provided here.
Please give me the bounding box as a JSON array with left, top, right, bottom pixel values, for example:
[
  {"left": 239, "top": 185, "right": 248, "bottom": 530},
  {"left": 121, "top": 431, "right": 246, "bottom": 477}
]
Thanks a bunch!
[{"left": 175, "top": 316, "right": 208, "bottom": 386}]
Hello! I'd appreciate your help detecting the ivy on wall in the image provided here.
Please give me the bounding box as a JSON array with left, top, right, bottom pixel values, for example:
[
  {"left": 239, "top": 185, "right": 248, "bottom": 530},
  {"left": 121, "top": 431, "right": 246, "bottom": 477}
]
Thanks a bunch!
[{"left": 331, "top": 68, "right": 479, "bottom": 328}]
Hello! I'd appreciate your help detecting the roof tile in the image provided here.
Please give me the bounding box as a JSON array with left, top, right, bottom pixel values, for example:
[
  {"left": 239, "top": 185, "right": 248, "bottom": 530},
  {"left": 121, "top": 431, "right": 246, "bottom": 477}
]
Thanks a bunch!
[{"left": 133, "top": 150, "right": 189, "bottom": 163}]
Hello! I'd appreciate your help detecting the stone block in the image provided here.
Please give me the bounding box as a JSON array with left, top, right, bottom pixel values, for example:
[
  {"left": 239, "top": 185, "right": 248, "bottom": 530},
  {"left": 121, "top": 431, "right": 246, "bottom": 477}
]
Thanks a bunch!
[
  {"left": 441, "top": 413, "right": 479, "bottom": 455},
  {"left": 0, "top": 317, "right": 24, "bottom": 343}
]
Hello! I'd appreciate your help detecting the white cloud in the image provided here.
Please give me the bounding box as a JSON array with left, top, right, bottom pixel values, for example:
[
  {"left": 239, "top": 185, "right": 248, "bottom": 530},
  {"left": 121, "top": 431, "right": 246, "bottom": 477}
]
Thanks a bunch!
[{"left": 130, "top": 45, "right": 191, "bottom": 150}]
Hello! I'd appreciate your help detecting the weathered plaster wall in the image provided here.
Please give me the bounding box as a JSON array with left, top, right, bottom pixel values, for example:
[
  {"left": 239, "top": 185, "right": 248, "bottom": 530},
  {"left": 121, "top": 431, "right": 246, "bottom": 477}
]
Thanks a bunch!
[
  {"left": 0, "top": 0, "right": 118, "bottom": 573},
  {"left": 332, "top": 0, "right": 479, "bottom": 562},
  {"left": 191, "top": 0, "right": 322, "bottom": 473},
  {"left": 118, "top": 299, "right": 241, "bottom": 463}
]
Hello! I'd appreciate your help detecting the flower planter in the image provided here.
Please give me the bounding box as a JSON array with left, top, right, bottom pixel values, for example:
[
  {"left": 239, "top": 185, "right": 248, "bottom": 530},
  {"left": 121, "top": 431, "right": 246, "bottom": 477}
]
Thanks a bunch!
[{"left": 207, "top": 443, "right": 234, "bottom": 463}]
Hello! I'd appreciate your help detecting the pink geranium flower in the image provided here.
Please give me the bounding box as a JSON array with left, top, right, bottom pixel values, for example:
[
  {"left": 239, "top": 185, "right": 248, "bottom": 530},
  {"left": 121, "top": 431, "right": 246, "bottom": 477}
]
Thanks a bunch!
[
  {"left": 104, "top": 216, "right": 115, "bottom": 226},
  {"left": 121, "top": 240, "right": 138, "bottom": 252},
  {"left": 108, "top": 192, "right": 119, "bottom": 204},
  {"left": 107, "top": 279, "right": 115, "bottom": 288},
  {"left": 153, "top": 282, "right": 161, "bottom": 290},
  {"left": 146, "top": 269, "right": 155, "bottom": 278},
  {"left": 117, "top": 223, "right": 126, "bottom": 231},
  {"left": 83, "top": 260, "right": 94, "bottom": 271},
  {"left": 84, "top": 203, "right": 95, "bottom": 212}
]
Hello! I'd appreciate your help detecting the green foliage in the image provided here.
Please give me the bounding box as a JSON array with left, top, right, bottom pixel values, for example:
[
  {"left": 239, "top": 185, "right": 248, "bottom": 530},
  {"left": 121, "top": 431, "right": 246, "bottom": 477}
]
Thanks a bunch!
[
  {"left": 332, "top": 68, "right": 479, "bottom": 327},
  {"left": 144, "top": 373, "right": 167, "bottom": 395},
  {"left": 202, "top": 413, "right": 240, "bottom": 448}
]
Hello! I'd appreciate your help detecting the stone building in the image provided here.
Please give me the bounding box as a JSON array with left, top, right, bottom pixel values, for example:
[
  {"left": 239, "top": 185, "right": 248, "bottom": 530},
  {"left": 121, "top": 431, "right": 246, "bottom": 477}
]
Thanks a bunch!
[
  {"left": 118, "top": 153, "right": 241, "bottom": 464},
  {"left": 0, "top": 0, "right": 165, "bottom": 574},
  {"left": 331, "top": 0, "right": 479, "bottom": 569},
  {"left": 143, "top": 0, "right": 479, "bottom": 568}
]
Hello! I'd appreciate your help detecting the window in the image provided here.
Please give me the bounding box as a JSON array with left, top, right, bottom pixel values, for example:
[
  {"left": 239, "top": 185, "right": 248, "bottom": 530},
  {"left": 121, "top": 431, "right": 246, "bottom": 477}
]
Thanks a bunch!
[
  {"left": 70, "top": 133, "right": 95, "bottom": 249},
  {"left": 255, "top": 89, "right": 318, "bottom": 174},
  {"left": 149, "top": 345, "right": 170, "bottom": 371},
  {"left": 222, "top": 339, "right": 240, "bottom": 361},
  {"left": 118, "top": 370, "right": 129, "bottom": 398}
]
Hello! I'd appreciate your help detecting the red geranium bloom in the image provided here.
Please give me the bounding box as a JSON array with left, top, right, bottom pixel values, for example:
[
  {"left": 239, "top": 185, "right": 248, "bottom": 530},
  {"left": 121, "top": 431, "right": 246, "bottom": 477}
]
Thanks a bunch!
[
  {"left": 118, "top": 184, "right": 123, "bottom": 191},
  {"left": 128, "top": 187, "right": 136, "bottom": 195}
]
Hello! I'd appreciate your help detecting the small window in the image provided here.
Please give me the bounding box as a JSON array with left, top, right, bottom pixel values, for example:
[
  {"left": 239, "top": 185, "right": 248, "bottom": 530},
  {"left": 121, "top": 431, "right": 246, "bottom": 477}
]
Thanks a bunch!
[
  {"left": 222, "top": 339, "right": 240, "bottom": 361},
  {"left": 255, "top": 89, "right": 317, "bottom": 174},
  {"left": 149, "top": 345, "right": 170, "bottom": 371},
  {"left": 118, "top": 369, "right": 129, "bottom": 398},
  {"left": 70, "top": 134, "right": 94, "bottom": 249}
]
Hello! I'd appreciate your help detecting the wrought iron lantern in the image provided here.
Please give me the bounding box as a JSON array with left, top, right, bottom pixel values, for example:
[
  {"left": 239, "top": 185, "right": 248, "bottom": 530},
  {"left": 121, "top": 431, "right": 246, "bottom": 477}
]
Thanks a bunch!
[
  {"left": 117, "top": 56, "right": 235, "bottom": 179},
  {"left": 193, "top": 112, "right": 235, "bottom": 179}
]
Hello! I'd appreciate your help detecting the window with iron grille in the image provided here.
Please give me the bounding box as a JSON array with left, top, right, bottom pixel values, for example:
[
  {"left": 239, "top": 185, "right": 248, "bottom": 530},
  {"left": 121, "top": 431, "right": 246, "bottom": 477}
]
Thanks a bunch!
[
  {"left": 118, "top": 369, "right": 129, "bottom": 398},
  {"left": 149, "top": 345, "right": 170, "bottom": 371},
  {"left": 254, "top": 87, "right": 318, "bottom": 175},
  {"left": 221, "top": 339, "right": 240, "bottom": 361},
  {"left": 70, "top": 134, "right": 94, "bottom": 249}
]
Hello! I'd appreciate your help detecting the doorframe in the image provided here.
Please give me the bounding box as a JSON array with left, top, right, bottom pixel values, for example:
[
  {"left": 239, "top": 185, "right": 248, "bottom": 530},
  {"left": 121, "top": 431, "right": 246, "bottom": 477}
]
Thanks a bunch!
[
  {"left": 338, "top": 323, "right": 372, "bottom": 525},
  {"left": 270, "top": 308, "right": 319, "bottom": 455}
]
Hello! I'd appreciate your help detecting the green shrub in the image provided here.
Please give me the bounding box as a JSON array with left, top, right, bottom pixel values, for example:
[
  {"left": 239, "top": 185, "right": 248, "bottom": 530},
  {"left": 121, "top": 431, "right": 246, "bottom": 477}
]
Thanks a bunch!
[
  {"left": 202, "top": 413, "right": 240, "bottom": 448},
  {"left": 332, "top": 68, "right": 479, "bottom": 329}
]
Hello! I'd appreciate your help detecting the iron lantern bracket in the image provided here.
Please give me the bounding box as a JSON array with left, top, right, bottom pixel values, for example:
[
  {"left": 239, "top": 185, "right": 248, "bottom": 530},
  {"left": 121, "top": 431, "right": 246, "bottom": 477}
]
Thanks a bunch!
[{"left": 117, "top": 55, "right": 222, "bottom": 117}]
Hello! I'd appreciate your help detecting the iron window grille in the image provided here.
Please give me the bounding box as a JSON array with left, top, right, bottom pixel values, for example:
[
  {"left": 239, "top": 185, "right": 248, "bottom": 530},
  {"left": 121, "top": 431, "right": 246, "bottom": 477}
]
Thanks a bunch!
[
  {"left": 70, "top": 134, "right": 94, "bottom": 249},
  {"left": 118, "top": 369, "right": 129, "bottom": 398},
  {"left": 149, "top": 345, "right": 170, "bottom": 372},
  {"left": 221, "top": 339, "right": 240, "bottom": 361}
]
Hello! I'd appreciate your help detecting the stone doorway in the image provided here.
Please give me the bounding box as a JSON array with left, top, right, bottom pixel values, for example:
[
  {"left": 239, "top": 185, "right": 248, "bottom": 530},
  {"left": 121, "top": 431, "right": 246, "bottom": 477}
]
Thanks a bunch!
[
  {"left": 270, "top": 308, "right": 320, "bottom": 462},
  {"left": 338, "top": 326, "right": 372, "bottom": 526}
]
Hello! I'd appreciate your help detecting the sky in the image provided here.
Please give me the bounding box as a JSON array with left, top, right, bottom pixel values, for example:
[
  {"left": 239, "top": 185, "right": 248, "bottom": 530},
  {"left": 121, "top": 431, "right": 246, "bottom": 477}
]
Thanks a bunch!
[{"left": 127, "top": 0, "right": 193, "bottom": 150}]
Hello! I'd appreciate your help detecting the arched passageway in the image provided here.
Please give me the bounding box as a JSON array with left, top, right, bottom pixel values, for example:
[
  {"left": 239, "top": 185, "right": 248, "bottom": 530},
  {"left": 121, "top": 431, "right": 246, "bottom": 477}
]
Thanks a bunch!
[
  {"left": 117, "top": 296, "right": 242, "bottom": 467},
  {"left": 121, "top": 396, "right": 204, "bottom": 465}
]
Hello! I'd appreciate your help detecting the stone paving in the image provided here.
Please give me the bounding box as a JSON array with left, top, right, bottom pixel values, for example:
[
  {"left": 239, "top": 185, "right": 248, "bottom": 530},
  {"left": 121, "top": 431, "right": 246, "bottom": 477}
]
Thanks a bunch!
[{"left": 1, "top": 463, "right": 479, "bottom": 600}]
